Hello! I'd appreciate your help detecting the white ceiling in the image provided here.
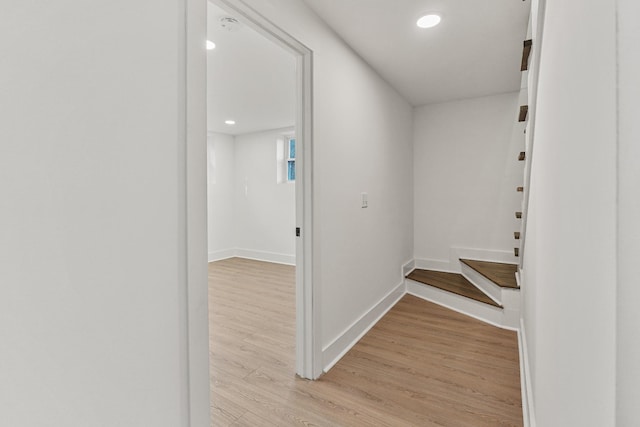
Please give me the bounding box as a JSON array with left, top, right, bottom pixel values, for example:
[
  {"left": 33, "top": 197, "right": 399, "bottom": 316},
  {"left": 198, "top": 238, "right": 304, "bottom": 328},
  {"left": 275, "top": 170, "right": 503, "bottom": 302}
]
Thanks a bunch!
[
  {"left": 207, "top": 2, "right": 296, "bottom": 135},
  {"left": 302, "top": 0, "right": 530, "bottom": 106},
  {"left": 207, "top": 1, "right": 530, "bottom": 134}
]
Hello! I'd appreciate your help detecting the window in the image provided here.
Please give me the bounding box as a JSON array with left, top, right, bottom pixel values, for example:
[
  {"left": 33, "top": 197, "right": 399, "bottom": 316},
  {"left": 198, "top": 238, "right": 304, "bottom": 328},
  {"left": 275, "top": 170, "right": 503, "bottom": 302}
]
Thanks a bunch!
[
  {"left": 286, "top": 137, "right": 296, "bottom": 181},
  {"left": 277, "top": 133, "right": 296, "bottom": 184}
]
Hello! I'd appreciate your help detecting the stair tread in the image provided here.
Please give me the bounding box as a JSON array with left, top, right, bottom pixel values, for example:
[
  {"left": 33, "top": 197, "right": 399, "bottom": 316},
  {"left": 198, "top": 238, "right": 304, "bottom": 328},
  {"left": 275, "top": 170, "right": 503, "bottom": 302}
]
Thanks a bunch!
[
  {"left": 519, "top": 105, "right": 528, "bottom": 122},
  {"left": 521, "top": 39, "right": 533, "bottom": 71},
  {"left": 460, "top": 259, "right": 518, "bottom": 289},
  {"left": 406, "top": 269, "right": 501, "bottom": 308}
]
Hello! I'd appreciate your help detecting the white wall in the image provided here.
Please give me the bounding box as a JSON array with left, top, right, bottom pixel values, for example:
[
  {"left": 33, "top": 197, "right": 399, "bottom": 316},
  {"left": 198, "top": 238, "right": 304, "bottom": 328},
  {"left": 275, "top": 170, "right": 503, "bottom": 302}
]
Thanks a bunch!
[
  {"left": 207, "top": 132, "right": 236, "bottom": 260},
  {"left": 616, "top": 0, "right": 640, "bottom": 424},
  {"left": 521, "top": 0, "right": 618, "bottom": 425},
  {"left": 413, "top": 93, "right": 521, "bottom": 267},
  {"left": 207, "top": 128, "right": 296, "bottom": 264},
  {"left": 235, "top": 0, "right": 414, "bottom": 351},
  {"left": 0, "top": 1, "right": 208, "bottom": 426},
  {"left": 234, "top": 128, "right": 296, "bottom": 263}
]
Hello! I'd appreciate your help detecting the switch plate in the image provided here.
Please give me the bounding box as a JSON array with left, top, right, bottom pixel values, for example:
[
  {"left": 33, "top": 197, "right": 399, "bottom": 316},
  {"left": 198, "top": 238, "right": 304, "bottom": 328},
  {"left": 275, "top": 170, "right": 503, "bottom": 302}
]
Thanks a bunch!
[{"left": 361, "top": 192, "right": 368, "bottom": 208}]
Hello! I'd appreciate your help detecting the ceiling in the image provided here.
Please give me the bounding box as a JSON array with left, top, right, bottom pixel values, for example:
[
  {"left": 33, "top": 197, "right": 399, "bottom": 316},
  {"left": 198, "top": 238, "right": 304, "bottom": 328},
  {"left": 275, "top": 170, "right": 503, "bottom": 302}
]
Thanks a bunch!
[
  {"left": 207, "top": 0, "right": 530, "bottom": 134},
  {"left": 302, "top": 0, "right": 530, "bottom": 106},
  {"left": 207, "top": 2, "right": 296, "bottom": 135}
]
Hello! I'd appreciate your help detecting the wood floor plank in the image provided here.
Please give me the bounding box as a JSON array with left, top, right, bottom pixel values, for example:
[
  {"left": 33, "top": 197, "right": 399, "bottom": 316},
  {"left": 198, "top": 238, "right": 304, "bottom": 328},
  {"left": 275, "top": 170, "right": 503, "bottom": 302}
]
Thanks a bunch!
[
  {"left": 209, "top": 258, "right": 522, "bottom": 426},
  {"left": 210, "top": 391, "right": 247, "bottom": 425},
  {"left": 460, "top": 258, "right": 519, "bottom": 289},
  {"left": 231, "top": 410, "right": 280, "bottom": 427}
]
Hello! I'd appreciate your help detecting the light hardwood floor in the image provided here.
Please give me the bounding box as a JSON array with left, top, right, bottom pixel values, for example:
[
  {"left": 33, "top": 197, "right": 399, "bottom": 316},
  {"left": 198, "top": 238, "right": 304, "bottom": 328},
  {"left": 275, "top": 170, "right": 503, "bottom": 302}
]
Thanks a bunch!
[{"left": 209, "top": 258, "right": 523, "bottom": 426}]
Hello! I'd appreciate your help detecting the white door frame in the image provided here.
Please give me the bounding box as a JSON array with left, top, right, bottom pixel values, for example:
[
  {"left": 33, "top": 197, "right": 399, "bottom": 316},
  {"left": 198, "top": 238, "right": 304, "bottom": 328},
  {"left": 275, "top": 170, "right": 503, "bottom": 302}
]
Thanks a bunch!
[{"left": 199, "top": 0, "right": 321, "bottom": 380}]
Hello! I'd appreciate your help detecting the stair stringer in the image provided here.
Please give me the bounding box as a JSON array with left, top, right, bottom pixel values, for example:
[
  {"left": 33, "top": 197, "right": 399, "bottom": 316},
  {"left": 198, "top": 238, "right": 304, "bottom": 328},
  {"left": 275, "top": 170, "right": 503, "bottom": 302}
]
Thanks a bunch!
[{"left": 459, "top": 262, "right": 520, "bottom": 309}]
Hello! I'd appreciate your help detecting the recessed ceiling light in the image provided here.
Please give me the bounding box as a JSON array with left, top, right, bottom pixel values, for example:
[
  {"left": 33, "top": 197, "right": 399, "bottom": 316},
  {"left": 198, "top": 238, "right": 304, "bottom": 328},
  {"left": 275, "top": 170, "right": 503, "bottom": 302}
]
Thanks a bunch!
[
  {"left": 417, "top": 14, "right": 441, "bottom": 29},
  {"left": 206, "top": 40, "right": 216, "bottom": 50},
  {"left": 225, "top": 120, "right": 236, "bottom": 125}
]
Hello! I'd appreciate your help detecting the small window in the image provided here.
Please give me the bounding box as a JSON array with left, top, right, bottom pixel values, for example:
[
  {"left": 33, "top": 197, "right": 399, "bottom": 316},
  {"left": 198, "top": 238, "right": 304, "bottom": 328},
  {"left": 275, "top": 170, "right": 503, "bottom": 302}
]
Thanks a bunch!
[
  {"left": 277, "top": 133, "right": 296, "bottom": 184},
  {"left": 287, "top": 137, "right": 296, "bottom": 181}
]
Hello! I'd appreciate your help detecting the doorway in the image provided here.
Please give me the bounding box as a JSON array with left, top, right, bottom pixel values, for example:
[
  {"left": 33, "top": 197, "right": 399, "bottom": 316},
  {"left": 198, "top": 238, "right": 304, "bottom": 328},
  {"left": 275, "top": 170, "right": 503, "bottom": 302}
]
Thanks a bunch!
[{"left": 204, "top": 0, "right": 318, "bottom": 381}]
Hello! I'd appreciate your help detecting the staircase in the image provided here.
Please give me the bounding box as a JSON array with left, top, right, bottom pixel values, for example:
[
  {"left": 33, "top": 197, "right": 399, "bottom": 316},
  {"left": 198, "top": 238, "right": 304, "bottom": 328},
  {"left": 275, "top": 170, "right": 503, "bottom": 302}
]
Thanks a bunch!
[
  {"left": 404, "top": 37, "right": 533, "bottom": 331},
  {"left": 405, "top": 259, "right": 519, "bottom": 330},
  {"left": 516, "top": 37, "right": 533, "bottom": 261}
]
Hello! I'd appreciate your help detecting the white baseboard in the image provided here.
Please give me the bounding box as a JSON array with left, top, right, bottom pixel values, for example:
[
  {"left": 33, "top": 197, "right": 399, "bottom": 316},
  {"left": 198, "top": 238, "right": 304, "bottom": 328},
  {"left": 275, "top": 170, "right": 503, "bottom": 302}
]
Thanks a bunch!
[
  {"left": 208, "top": 249, "right": 236, "bottom": 262},
  {"left": 453, "top": 247, "right": 517, "bottom": 265},
  {"left": 209, "top": 248, "right": 295, "bottom": 265},
  {"left": 322, "top": 281, "right": 406, "bottom": 373},
  {"left": 519, "top": 318, "right": 536, "bottom": 427},
  {"left": 208, "top": 248, "right": 295, "bottom": 265},
  {"left": 234, "top": 248, "right": 295, "bottom": 266},
  {"left": 402, "top": 259, "right": 416, "bottom": 276},
  {"left": 414, "top": 258, "right": 455, "bottom": 273},
  {"left": 414, "top": 248, "right": 517, "bottom": 275}
]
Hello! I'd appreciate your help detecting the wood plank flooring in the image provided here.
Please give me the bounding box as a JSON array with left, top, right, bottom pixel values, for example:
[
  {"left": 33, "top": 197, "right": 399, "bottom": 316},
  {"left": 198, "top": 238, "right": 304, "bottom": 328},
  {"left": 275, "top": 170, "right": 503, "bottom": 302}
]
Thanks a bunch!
[
  {"left": 406, "top": 269, "right": 502, "bottom": 307},
  {"left": 209, "top": 257, "right": 523, "bottom": 426},
  {"left": 460, "top": 259, "right": 519, "bottom": 289}
]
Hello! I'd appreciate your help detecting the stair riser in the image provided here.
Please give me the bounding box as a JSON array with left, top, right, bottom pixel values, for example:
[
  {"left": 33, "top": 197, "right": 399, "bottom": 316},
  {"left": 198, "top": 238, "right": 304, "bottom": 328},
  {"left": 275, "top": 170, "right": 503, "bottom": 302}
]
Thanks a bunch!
[
  {"left": 460, "top": 263, "right": 503, "bottom": 305},
  {"left": 406, "top": 279, "right": 518, "bottom": 330},
  {"left": 460, "top": 263, "right": 521, "bottom": 311}
]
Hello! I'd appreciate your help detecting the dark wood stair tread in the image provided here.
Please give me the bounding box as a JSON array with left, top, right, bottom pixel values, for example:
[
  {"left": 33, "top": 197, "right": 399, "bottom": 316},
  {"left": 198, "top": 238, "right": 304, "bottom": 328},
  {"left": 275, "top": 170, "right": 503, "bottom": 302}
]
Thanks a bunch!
[
  {"left": 521, "top": 39, "right": 533, "bottom": 71},
  {"left": 519, "top": 105, "right": 528, "bottom": 122},
  {"left": 460, "top": 259, "right": 518, "bottom": 289},
  {"left": 406, "top": 269, "right": 501, "bottom": 308}
]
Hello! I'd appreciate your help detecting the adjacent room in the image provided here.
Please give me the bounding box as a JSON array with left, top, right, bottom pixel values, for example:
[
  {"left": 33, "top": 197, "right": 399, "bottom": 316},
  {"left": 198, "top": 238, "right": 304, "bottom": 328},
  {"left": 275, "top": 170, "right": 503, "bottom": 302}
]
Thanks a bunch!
[
  {"left": 206, "top": 1, "right": 297, "bottom": 266},
  {"left": 205, "top": 2, "right": 301, "bottom": 422}
]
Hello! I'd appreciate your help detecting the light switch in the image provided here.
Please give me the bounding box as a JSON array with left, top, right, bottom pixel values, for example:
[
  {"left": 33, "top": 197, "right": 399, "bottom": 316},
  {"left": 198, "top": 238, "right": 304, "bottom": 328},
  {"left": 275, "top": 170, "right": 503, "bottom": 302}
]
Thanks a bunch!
[{"left": 361, "top": 192, "right": 368, "bottom": 208}]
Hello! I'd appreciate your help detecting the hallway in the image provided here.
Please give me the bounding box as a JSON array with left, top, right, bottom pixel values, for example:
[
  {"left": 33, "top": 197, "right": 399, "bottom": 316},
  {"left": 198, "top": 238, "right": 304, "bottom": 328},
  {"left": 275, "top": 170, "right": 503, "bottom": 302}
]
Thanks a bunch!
[{"left": 209, "top": 258, "right": 522, "bottom": 426}]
